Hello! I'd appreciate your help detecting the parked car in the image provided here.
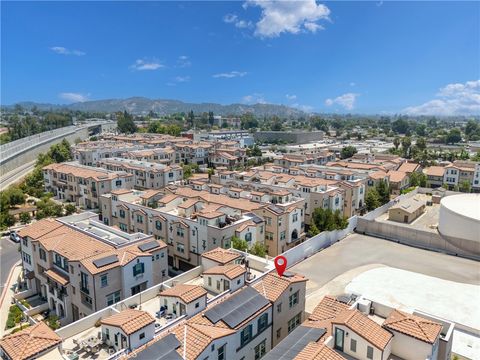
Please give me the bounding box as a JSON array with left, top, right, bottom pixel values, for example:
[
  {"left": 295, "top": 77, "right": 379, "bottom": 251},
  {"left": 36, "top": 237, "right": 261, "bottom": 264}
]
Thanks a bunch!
[{"left": 9, "top": 232, "right": 20, "bottom": 243}]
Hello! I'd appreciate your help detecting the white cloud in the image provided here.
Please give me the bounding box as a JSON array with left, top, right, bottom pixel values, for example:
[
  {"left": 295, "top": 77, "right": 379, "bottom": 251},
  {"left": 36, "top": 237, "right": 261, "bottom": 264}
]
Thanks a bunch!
[
  {"left": 325, "top": 93, "right": 359, "bottom": 110},
  {"left": 130, "top": 59, "right": 164, "bottom": 71},
  {"left": 403, "top": 80, "right": 480, "bottom": 116},
  {"left": 213, "top": 71, "right": 248, "bottom": 79},
  {"left": 291, "top": 103, "right": 314, "bottom": 112},
  {"left": 245, "top": 0, "right": 330, "bottom": 38},
  {"left": 59, "top": 92, "right": 90, "bottom": 103},
  {"left": 174, "top": 76, "right": 190, "bottom": 83},
  {"left": 286, "top": 94, "right": 297, "bottom": 100},
  {"left": 242, "top": 93, "right": 266, "bottom": 104},
  {"left": 50, "top": 46, "right": 85, "bottom": 56},
  {"left": 223, "top": 13, "right": 253, "bottom": 28},
  {"left": 177, "top": 55, "right": 191, "bottom": 68}
]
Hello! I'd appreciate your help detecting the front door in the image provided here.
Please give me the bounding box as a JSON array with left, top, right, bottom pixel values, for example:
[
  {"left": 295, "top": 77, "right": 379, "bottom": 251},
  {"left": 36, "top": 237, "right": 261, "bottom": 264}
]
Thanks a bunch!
[{"left": 334, "top": 327, "right": 344, "bottom": 351}]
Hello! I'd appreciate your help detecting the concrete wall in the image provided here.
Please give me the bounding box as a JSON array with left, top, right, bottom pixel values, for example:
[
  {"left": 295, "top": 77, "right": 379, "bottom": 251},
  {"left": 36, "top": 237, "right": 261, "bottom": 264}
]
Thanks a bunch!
[
  {"left": 282, "top": 216, "right": 358, "bottom": 269},
  {"left": 356, "top": 218, "right": 480, "bottom": 260}
]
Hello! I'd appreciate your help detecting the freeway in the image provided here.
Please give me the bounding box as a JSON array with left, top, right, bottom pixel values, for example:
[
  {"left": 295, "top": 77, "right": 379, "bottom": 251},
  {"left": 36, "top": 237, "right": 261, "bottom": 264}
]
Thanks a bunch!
[{"left": 0, "top": 160, "right": 36, "bottom": 191}]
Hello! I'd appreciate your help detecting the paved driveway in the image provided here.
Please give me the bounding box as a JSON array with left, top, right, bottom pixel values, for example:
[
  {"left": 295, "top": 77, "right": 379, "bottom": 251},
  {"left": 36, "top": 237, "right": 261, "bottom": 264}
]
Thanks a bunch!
[
  {"left": 291, "top": 233, "right": 480, "bottom": 297},
  {"left": 0, "top": 237, "right": 21, "bottom": 290}
]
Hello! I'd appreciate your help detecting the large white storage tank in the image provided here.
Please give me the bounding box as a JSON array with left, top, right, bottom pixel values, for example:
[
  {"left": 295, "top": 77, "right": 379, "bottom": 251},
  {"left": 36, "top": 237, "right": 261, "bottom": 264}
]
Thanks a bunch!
[{"left": 438, "top": 194, "right": 480, "bottom": 242}]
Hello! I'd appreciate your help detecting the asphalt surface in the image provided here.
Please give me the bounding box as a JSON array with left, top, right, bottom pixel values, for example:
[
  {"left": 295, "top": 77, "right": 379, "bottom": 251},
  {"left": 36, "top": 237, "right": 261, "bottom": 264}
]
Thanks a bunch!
[
  {"left": 291, "top": 233, "right": 480, "bottom": 297},
  {"left": 0, "top": 236, "right": 21, "bottom": 291},
  {"left": 0, "top": 160, "right": 36, "bottom": 191}
]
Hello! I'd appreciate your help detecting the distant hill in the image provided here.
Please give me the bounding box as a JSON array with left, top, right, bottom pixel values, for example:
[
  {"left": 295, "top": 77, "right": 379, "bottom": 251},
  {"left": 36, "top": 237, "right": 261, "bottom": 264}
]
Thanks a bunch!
[{"left": 8, "top": 97, "right": 307, "bottom": 117}]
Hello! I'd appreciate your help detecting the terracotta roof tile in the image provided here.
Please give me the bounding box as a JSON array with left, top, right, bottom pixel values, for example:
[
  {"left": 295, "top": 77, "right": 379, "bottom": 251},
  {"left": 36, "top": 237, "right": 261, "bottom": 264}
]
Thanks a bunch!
[
  {"left": 388, "top": 170, "right": 408, "bottom": 183},
  {"left": 159, "top": 284, "right": 207, "bottom": 303},
  {"left": 294, "top": 342, "right": 347, "bottom": 360},
  {"left": 44, "top": 269, "right": 69, "bottom": 286},
  {"left": 201, "top": 247, "right": 241, "bottom": 265},
  {"left": 0, "top": 322, "right": 61, "bottom": 360},
  {"left": 383, "top": 310, "right": 442, "bottom": 344},
  {"left": 398, "top": 162, "right": 421, "bottom": 173},
  {"left": 424, "top": 166, "right": 445, "bottom": 177},
  {"left": 101, "top": 309, "right": 155, "bottom": 335},
  {"left": 17, "top": 219, "right": 63, "bottom": 240},
  {"left": 332, "top": 309, "right": 392, "bottom": 350},
  {"left": 253, "top": 272, "right": 307, "bottom": 302},
  {"left": 203, "top": 264, "right": 246, "bottom": 280}
]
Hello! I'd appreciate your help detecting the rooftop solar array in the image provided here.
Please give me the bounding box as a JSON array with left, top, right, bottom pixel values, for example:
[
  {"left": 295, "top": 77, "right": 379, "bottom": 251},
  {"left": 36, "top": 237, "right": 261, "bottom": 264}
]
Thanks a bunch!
[
  {"left": 134, "top": 334, "right": 182, "bottom": 360},
  {"left": 204, "top": 286, "right": 270, "bottom": 328},
  {"left": 138, "top": 240, "right": 160, "bottom": 252},
  {"left": 93, "top": 254, "right": 118, "bottom": 268},
  {"left": 263, "top": 326, "right": 326, "bottom": 360}
]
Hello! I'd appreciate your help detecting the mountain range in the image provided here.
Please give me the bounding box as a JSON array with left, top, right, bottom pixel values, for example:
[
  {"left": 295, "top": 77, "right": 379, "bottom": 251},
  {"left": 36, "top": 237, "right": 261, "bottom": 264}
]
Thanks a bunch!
[{"left": 8, "top": 97, "right": 308, "bottom": 117}]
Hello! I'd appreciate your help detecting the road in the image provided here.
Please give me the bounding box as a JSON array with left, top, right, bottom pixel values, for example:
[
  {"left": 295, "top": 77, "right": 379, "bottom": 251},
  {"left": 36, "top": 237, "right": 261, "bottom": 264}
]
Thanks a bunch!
[
  {"left": 0, "top": 237, "right": 21, "bottom": 293},
  {"left": 0, "top": 160, "right": 36, "bottom": 191},
  {"left": 291, "top": 233, "right": 480, "bottom": 298}
]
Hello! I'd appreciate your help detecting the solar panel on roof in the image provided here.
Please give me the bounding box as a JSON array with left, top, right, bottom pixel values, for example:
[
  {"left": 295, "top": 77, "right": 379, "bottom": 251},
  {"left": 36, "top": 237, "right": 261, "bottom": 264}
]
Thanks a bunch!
[
  {"left": 138, "top": 240, "right": 160, "bottom": 252},
  {"left": 204, "top": 286, "right": 270, "bottom": 328},
  {"left": 93, "top": 254, "right": 118, "bottom": 268},
  {"left": 263, "top": 326, "right": 326, "bottom": 360},
  {"left": 134, "top": 334, "right": 182, "bottom": 360}
]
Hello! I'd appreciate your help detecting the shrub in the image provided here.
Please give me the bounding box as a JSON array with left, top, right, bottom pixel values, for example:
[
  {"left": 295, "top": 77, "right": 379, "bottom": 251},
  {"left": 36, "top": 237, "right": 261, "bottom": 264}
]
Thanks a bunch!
[{"left": 47, "top": 315, "right": 60, "bottom": 330}]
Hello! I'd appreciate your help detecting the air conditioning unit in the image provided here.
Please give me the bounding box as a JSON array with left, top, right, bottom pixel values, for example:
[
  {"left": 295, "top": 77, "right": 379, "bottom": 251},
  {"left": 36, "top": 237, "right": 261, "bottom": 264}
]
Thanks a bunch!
[{"left": 357, "top": 298, "right": 372, "bottom": 315}]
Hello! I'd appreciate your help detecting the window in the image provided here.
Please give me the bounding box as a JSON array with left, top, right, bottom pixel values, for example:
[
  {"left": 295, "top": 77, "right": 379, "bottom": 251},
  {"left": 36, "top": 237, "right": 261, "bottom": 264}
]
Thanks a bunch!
[
  {"left": 367, "top": 346, "right": 374, "bottom": 359},
  {"left": 176, "top": 243, "right": 185, "bottom": 254},
  {"left": 240, "top": 325, "right": 252, "bottom": 346},
  {"left": 216, "top": 280, "right": 221, "bottom": 290},
  {"left": 195, "top": 302, "right": 200, "bottom": 308},
  {"left": 258, "top": 313, "right": 268, "bottom": 332},
  {"left": 139, "top": 332, "right": 145, "bottom": 340},
  {"left": 276, "top": 328, "right": 281, "bottom": 339},
  {"left": 288, "top": 313, "right": 301, "bottom": 333},
  {"left": 280, "top": 231, "right": 286, "bottom": 241},
  {"left": 80, "top": 272, "right": 89, "bottom": 293},
  {"left": 155, "top": 220, "right": 162, "bottom": 230},
  {"left": 39, "top": 248, "right": 46, "bottom": 261},
  {"left": 105, "top": 328, "right": 110, "bottom": 340},
  {"left": 22, "top": 238, "right": 28, "bottom": 247},
  {"left": 254, "top": 340, "right": 266, "bottom": 360},
  {"left": 119, "top": 223, "right": 128, "bottom": 232},
  {"left": 217, "top": 344, "right": 226, "bottom": 360},
  {"left": 136, "top": 214, "right": 143, "bottom": 223},
  {"left": 100, "top": 274, "right": 108, "bottom": 287},
  {"left": 106, "top": 291, "right": 121, "bottom": 306},
  {"left": 176, "top": 227, "right": 184, "bottom": 237},
  {"left": 161, "top": 270, "right": 166, "bottom": 277},
  {"left": 265, "top": 217, "right": 272, "bottom": 226},
  {"left": 115, "top": 180, "right": 122, "bottom": 187},
  {"left": 119, "top": 209, "right": 126, "bottom": 218},
  {"left": 289, "top": 291, "right": 299, "bottom": 308},
  {"left": 133, "top": 262, "right": 145, "bottom": 276},
  {"left": 265, "top": 232, "right": 274, "bottom": 241},
  {"left": 277, "top": 303, "right": 282, "bottom": 313},
  {"left": 350, "top": 338, "right": 357, "bottom": 352},
  {"left": 245, "top": 232, "right": 252, "bottom": 242},
  {"left": 292, "top": 213, "right": 298, "bottom": 222},
  {"left": 22, "top": 252, "right": 31, "bottom": 265}
]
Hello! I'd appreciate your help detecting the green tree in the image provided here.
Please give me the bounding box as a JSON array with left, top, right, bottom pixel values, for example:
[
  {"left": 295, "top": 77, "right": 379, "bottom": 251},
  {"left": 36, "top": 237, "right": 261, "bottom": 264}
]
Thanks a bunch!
[
  {"left": 393, "top": 137, "right": 400, "bottom": 150},
  {"left": 117, "top": 111, "right": 137, "bottom": 134},
  {"left": 64, "top": 204, "right": 76, "bottom": 215},
  {"left": 415, "top": 137, "right": 427, "bottom": 151},
  {"left": 231, "top": 236, "right": 248, "bottom": 252},
  {"left": 409, "top": 172, "right": 427, "bottom": 187},
  {"left": 445, "top": 128, "right": 462, "bottom": 144},
  {"left": 401, "top": 136, "right": 412, "bottom": 158},
  {"left": 182, "top": 165, "right": 193, "bottom": 180},
  {"left": 4, "top": 187, "right": 25, "bottom": 206},
  {"left": 0, "top": 212, "right": 15, "bottom": 230},
  {"left": 249, "top": 242, "right": 267, "bottom": 258},
  {"left": 365, "top": 189, "right": 381, "bottom": 211},
  {"left": 307, "top": 222, "right": 320, "bottom": 237},
  {"left": 459, "top": 180, "right": 471, "bottom": 193},
  {"left": 19, "top": 212, "right": 31, "bottom": 224},
  {"left": 376, "top": 180, "right": 390, "bottom": 204},
  {"left": 207, "top": 168, "right": 215, "bottom": 180},
  {"left": 340, "top": 146, "right": 357, "bottom": 159}
]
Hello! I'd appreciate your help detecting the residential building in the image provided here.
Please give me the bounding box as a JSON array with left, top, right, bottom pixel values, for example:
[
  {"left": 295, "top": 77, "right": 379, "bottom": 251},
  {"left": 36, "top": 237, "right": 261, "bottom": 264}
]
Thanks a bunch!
[
  {"left": 443, "top": 160, "right": 480, "bottom": 191},
  {"left": 16, "top": 213, "right": 168, "bottom": 325},
  {"left": 97, "top": 157, "right": 183, "bottom": 189},
  {"left": 388, "top": 197, "right": 426, "bottom": 223},
  {"left": 99, "top": 187, "right": 269, "bottom": 269},
  {"left": 423, "top": 166, "right": 446, "bottom": 188},
  {"left": 252, "top": 272, "right": 308, "bottom": 347},
  {"left": 43, "top": 162, "right": 134, "bottom": 209},
  {"left": 387, "top": 170, "right": 409, "bottom": 194},
  {"left": 158, "top": 284, "right": 208, "bottom": 318}
]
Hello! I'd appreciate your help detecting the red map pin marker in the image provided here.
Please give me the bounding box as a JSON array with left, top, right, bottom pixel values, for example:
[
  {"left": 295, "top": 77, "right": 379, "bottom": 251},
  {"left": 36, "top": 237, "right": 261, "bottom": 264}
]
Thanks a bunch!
[{"left": 274, "top": 256, "right": 287, "bottom": 277}]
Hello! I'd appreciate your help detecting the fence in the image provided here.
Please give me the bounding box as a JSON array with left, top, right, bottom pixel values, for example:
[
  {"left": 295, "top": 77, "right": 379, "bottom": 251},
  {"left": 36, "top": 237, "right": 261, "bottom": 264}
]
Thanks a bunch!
[{"left": 282, "top": 215, "right": 358, "bottom": 269}]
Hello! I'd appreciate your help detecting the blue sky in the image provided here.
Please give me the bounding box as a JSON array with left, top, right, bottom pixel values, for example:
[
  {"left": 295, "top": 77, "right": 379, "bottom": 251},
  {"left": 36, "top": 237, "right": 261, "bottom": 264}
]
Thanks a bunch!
[{"left": 1, "top": 1, "right": 479, "bottom": 115}]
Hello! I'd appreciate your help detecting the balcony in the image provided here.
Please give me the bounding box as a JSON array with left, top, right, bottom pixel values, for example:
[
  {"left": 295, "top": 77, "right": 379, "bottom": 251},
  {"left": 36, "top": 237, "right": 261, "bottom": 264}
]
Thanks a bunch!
[{"left": 80, "top": 286, "right": 90, "bottom": 295}]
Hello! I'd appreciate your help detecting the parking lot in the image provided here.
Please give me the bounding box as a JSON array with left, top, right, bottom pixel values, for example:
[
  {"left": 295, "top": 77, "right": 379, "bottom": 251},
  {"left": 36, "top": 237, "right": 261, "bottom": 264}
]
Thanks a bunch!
[{"left": 291, "top": 233, "right": 480, "bottom": 309}]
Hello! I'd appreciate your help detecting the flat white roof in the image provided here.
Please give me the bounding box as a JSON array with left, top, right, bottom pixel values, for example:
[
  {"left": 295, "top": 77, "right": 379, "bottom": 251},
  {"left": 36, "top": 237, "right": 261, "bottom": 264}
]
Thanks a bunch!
[{"left": 441, "top": 193, "right": 480, "bottom": 221}]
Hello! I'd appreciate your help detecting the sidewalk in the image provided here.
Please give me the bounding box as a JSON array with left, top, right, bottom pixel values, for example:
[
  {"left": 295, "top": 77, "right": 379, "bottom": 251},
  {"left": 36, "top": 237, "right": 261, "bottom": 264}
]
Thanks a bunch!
[{"left": 0, "top": 262, "right": 22, "bottom": 337}]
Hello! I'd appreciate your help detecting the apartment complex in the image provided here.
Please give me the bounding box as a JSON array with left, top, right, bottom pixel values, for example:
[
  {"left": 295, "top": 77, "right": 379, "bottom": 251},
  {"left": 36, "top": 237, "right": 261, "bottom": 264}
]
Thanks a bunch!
[
  {"left": 97, "top": 157, "right": 183, "bottom": 189},
  {"left": 43, "top": 162, "right": 134, "bottom": 209},
  {"left": 442, "top": 160, "right": 480, "bottom": 191},
  {"left": 100, "top": 183, "right": 306, "bottom": 265},
  {"left": 16, "top": 213, "right": 168, "bottom": 325}
]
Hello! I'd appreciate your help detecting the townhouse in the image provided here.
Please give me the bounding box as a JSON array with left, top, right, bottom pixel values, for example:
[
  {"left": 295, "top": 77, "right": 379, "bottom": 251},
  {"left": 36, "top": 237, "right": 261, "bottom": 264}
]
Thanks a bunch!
[
  {"left": 123, "top": 147, "right": 175, "bottom": 165},
  {"left": 43, "top": 162, "right": 134, "bottom": 209},
  {"left": 423, "top": 166, "right": 446, "bottom": 188},
  {"left": 97, "top": 157, "right": 183, "bottom": 189},
  {"left": 443, "top": 160, "right": 480, "bottom": 191},
  {"left": 387, "top": 170, "right": 410, "bottom": 194},
  {"left": 273, "top": 151, "right": 335, "bottom": 168},
  {"left": 99, "top": 186, "right": 273, "bottom": 269},
  {"left": 73, "top": 141, "right": 144, "bottom": 166},
  {"left": 267, "top": 295, "right": 453, "bottom": 360},
  {"left": 16, "top": 213, "right": 168, "bottom": 325}
]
